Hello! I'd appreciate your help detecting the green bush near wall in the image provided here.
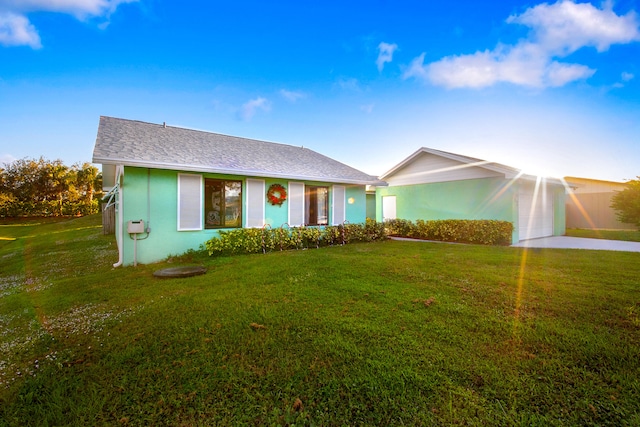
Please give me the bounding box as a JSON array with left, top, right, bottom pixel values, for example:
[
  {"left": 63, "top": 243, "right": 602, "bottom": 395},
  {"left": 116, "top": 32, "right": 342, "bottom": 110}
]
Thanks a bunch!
[
  {"left": 204, "top": 219, "right": 388, "bottom": 256},
  {"left": 204, "top": 218, "right": 512, "bottom": 256},
  {"left": 385, "top": 218, "right": 513, "bottom": 246}
]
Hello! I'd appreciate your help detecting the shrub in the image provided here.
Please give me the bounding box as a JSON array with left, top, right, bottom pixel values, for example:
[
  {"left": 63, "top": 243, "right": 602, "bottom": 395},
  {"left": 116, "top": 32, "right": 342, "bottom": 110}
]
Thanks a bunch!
[
  {"left": 204, "top": 221, "right": 388, "bottom": 256},
  {"left": 401, "top": 219, "right": 513, "bottom": 246},
  {"left": 384, "top": 219, "right": 417, "bottom": 237},
  {"left": 203, "top": 218, "right": 511, "bottom": 256}
]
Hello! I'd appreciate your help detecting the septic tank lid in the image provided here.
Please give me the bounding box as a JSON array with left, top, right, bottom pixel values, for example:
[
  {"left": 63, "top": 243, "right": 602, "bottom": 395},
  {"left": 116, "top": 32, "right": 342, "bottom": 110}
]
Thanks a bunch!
[{"left": 153, "top": 266, "right": 207, "bottom": 278}]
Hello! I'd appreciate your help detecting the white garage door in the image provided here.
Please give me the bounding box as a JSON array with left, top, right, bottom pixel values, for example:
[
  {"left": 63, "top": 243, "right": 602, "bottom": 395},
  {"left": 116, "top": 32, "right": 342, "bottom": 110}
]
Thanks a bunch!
[{"left": 519, "top": 185, "right": 554, "bottom": 240}]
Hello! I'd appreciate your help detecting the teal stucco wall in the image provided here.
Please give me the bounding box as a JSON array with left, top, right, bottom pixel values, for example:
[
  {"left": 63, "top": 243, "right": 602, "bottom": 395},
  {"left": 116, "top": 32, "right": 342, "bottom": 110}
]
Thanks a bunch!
[
  {"left": 376, "top": 177, "right": 518, "bottom": 223},
  {"left": 553, "top": 188, "right": 566, "bottom": 237},
  {"left": 366, "top": 193, "right": 376, "bottom": 220},
  {"left": 375, "top": 177, "right": 566, "bottom": 244},
  {"left": 118, "top": 167, "right": 368, "bottom": 266},
  {"left": 120, "top": 167, "right": 221, "bottom": 266}
]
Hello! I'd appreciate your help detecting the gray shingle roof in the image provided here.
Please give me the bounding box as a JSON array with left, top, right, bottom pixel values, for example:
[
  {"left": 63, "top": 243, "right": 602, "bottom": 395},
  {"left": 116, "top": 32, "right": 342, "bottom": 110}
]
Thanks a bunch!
[{"left": 92, "top": 116, "right": 381, "bottom": 185}]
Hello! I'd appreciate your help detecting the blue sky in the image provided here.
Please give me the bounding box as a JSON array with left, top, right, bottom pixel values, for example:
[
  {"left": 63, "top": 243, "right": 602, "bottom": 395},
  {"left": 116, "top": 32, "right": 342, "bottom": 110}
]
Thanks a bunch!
[{"left": 1, "top": 0, "right": 639, "bottom": 182}]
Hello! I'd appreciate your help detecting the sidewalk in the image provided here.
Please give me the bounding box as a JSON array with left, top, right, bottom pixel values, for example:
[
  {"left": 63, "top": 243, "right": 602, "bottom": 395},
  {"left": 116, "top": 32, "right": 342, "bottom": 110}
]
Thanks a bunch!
[
  {"left": 512, "top": 236, "right": 640, "bottom": 252},
  {"left": 391, "top": 236, "right": 640, "bottom": 252}
]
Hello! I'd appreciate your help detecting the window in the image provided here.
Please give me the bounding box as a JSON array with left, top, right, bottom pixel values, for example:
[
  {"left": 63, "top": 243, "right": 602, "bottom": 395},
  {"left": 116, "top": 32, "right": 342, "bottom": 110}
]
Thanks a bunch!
[
  {"left": 204, "top": 179, "right": 242, "bottom": 228},
  {"left": 305, "top": 186, "right": 328, "bottom": 226}
]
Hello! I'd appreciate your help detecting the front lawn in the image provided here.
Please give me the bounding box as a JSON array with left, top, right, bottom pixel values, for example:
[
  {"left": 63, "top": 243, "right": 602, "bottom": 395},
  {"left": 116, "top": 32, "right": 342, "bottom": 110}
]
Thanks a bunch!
[{"left": 1, "top": 215, "right": 639, "bottom": 425}]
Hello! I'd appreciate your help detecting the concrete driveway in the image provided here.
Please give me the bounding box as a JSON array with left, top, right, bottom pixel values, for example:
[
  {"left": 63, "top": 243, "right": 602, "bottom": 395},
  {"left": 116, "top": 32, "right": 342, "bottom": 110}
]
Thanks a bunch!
[{"left": 512, "top": 236, "right": 640, "bottom": 252}]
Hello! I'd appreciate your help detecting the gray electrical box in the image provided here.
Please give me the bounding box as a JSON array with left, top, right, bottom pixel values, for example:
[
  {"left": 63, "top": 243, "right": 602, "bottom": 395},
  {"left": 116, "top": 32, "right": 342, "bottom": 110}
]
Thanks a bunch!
[{"left": 127, "top": 220, "right": 145, "bottom": 234}]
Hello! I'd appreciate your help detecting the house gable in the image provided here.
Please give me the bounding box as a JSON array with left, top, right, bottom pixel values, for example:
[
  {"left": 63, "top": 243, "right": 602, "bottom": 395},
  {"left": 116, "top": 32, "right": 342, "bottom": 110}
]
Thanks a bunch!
[{"left": 384, "top": 151, "right": 504, "bottom": 186}]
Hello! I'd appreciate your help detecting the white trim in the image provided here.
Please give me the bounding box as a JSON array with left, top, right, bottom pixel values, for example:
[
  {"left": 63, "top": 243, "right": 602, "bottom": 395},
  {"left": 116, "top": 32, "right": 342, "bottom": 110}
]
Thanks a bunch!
[
  {"left": 113, "top": 165, "right": 124, "bottom": 268},
  {"left": 177, "top": 173, "right": 203, "bottom": 231}
]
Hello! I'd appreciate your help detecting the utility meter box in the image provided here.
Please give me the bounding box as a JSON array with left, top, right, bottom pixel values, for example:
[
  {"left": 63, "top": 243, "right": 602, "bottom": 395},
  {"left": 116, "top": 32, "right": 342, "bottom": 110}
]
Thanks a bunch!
[{"left": 127, "top": 220, "right": 145, "bottom": 234}]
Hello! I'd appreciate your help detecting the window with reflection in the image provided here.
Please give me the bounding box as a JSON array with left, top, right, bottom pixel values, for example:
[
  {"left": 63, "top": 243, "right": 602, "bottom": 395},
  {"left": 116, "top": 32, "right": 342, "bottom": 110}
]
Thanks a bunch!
[
  {"left": 204, "top": 179, "right": 242, "bottom": 228},
  {"left": 305, "top": 186, "right": 328, "bottom": 226}
]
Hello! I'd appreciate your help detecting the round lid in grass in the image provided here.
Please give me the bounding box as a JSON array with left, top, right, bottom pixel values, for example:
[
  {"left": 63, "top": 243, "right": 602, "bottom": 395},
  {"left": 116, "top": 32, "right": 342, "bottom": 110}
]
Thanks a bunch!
[{"left": 153, "top": 266, "right": 207, "bottom": 278}]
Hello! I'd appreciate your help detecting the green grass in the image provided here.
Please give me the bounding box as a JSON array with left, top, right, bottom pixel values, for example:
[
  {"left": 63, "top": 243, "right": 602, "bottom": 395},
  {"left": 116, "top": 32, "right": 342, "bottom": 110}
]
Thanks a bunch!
[
  {"left": 566, "top": 228, "right": 640, "bottom": 242},
  {"left": 1, "top": 215, "right": 640, "bottom": 426}
]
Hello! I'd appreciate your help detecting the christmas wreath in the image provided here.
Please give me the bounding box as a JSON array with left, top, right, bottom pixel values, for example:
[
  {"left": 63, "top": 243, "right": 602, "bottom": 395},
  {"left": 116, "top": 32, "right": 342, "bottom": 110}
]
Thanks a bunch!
[{"left": 267, "top": 183, "right": 287, "bottom": 206}]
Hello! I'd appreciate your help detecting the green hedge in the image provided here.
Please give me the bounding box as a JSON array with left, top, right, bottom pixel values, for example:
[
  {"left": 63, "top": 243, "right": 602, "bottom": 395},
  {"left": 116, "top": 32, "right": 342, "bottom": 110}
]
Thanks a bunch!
[
  {"left": 204, "top": 219, "right": 388, "bottom": 256},
  {"left": 203, "top": 218, "right": 513, "bottom": 256},
  {"left": 385, "top": 219, "right": 514, "bottom": 246}
]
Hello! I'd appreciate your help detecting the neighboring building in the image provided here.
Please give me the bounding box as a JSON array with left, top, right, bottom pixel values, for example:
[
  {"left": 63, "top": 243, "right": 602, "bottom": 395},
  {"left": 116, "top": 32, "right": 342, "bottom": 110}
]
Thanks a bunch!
[
  {"left": 564, "top": 176, "right": 634, "bottom": 230},
  {"left": 375, "top": 147, "right": 566, "bottom": 244},
  {"left": 93, "top": 116, "right": 382, "bottom": 266}
]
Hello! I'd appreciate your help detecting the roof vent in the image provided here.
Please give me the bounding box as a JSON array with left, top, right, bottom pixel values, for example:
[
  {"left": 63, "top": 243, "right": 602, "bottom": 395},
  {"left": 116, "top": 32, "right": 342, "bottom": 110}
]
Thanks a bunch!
[{"left": 163, "top": 122, "right": 166, "bottom": 128}]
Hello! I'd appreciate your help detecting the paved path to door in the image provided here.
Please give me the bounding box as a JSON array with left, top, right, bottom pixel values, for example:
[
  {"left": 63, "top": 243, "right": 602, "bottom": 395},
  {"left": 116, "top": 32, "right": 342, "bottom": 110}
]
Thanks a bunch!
[{"left": 512, "top": 236, "right": 640, "bottom": 252}]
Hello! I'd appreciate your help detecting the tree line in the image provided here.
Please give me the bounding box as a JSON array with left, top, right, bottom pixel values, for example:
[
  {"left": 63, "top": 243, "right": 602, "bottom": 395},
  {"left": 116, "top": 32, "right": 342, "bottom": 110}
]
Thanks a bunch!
[{"left": 0, "top": 157, "right": 103, "bottom": 217}]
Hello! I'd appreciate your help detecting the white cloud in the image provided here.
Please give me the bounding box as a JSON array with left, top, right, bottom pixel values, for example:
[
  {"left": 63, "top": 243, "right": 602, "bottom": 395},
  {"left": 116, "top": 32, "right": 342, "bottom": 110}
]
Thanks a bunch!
[
  {"left": 611, "top": 71, "right": 635, "bottom": 88},
  {"left": 545, "top": 60, "right": 595, "bottom": 87},
  {"left": 405, "top": 0, "right": 640, "bottom": 89},
  {"left": 415, "top": 42, "right": 595, "bottom": 89},
  {"left": 360, "top": 103, "right": 375, "bottom": 113},
  {"left": 0, "top": 0, "right": 136, "bottom": 47},
  {"left": 0, "top": 153, "right": 17, "bottom": 166},
  {"left": 279, "top": 89, "right": 306, "bottom": 103},
  {"left": 507, "top": 0, "right": 640, "bottom": 54},
  {"left": 376, "top": 42, "right": 398, "bottom": 71},
  {"left": 0, "top": 12, "right": 41, "bottom": 48},
  {"left": 622, "top": 71, "right": 634, "bottom": 81},
  {"left": 238, "top": 97, "right": 271, "bottom": 121},
  {"left": 335, "top": 77, "right": 361, "bottom": 92},
  {"left": 0, "top": 0, "right": 136, "bottom": 19},
  {"left": 403, "top": 53, "right": 430, "bottom": 81}
]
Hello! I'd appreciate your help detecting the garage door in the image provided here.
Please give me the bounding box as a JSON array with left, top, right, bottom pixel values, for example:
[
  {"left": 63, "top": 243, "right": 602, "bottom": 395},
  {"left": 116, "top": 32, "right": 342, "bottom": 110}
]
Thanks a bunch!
[{"left": 519, "top": 185, "right": 553, "bottom": 240}]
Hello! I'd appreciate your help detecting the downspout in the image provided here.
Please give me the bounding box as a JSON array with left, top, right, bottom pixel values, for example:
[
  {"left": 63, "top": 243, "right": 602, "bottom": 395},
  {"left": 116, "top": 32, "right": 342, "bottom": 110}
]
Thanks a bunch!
[
  {"left": 113, "top": 165, "right": 125, "bottom": 268},
  {"left": 147, "top": 168, "right": 151, "bottom": 234}
]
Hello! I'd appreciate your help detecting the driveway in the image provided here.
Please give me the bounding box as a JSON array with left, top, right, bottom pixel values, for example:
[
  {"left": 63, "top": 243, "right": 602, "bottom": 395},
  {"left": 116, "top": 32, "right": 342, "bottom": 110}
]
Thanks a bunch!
[{"left": 512, "top": 236, "right": 640, "bottom": 252}]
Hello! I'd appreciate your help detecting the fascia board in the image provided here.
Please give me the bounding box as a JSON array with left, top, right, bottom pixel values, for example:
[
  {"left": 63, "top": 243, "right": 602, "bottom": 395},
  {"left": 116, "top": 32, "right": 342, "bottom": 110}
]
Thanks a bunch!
[{"left": 512, "top": 173, "right": 566, "bottom": 187}]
